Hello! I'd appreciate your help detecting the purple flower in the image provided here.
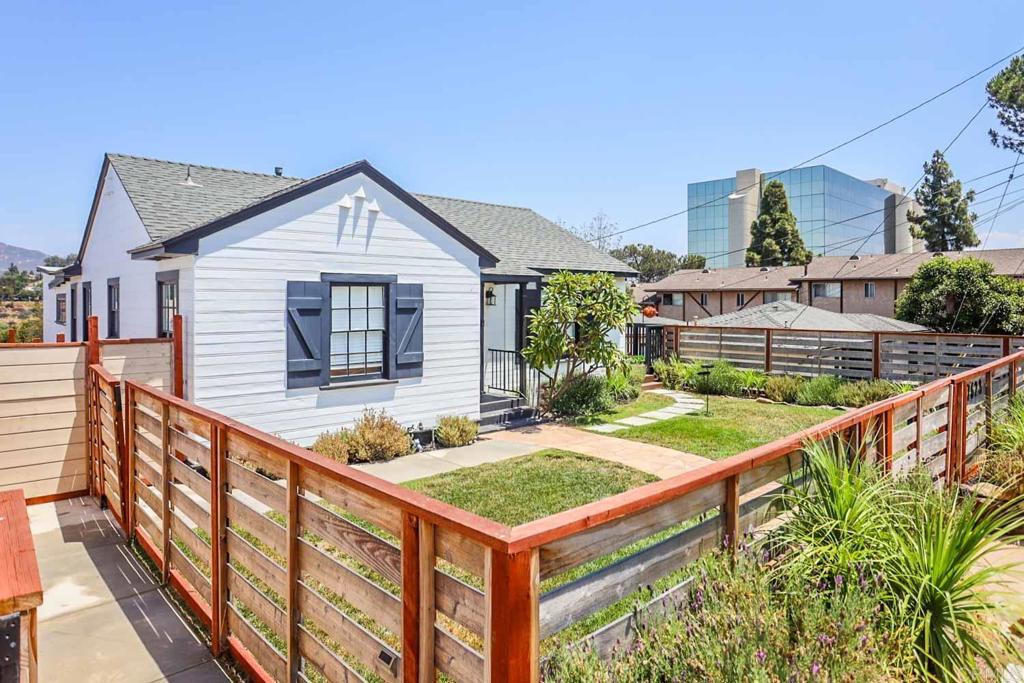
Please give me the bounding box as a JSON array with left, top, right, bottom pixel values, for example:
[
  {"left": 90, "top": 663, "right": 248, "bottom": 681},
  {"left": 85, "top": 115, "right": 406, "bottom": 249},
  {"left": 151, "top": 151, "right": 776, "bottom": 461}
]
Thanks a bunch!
[
  {"left": 834, "top": 574, "right": 844, "bottom": 589},
  {"left": 755, "top": 649, "right": 767, "bottom": 664},
  {"left": 811, "top": 661, "right": 821, "bottom": 677}
]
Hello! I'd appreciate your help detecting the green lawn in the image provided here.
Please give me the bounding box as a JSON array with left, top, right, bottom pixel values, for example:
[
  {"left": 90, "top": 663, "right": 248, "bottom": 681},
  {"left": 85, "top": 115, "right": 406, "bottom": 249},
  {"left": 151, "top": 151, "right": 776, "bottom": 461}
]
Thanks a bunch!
[
  {"left": 577, "top": 391, "right": 675, "bottom": 425},
  {"left": 613, "top": 396, "right": 840, "bottom": 459},
  {"left": 404, "top": 449, "right": 656, "bottom": 527}
]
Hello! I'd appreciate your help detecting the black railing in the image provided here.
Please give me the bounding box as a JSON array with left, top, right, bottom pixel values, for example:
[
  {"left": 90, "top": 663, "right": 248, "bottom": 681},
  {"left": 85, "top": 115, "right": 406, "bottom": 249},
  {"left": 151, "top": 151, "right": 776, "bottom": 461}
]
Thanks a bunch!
[
  {"left": 486, "top": 349, "right": 544, "bottom": 407},
  {"left": 626, "top": 323, "right": 666, "bottom": 368}
]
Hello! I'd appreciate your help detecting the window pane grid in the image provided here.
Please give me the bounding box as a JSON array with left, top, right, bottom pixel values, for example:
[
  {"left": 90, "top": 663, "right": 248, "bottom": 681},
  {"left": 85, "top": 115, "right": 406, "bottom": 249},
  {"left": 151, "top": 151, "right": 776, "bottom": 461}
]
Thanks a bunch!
[{"left": 330, "top": 284, "right": 386, "bottom": 379}]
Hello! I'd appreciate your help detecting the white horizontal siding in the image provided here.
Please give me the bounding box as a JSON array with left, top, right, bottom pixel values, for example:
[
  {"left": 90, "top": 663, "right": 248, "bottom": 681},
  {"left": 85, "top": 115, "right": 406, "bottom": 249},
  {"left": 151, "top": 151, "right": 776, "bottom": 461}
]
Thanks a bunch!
[{"left": 192, "top": 172, "right": 482, "bottom": 444}]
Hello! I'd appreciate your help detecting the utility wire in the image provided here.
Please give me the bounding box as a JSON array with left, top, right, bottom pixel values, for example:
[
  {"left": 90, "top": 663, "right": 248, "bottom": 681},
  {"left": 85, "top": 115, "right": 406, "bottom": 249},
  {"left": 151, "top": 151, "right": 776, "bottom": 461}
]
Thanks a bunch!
[{"left": 588, "top": 44, "right": 1024, "bottom": 243}]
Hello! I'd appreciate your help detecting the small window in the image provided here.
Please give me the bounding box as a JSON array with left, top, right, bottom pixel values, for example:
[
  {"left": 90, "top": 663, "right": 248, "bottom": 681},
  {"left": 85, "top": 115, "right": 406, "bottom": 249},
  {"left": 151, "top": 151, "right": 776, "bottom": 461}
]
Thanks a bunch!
[
  {"left": 107, "top": 278, "right": 120, "bottom": 338},
  {"left": 812, "top": 282, "right": 841, "bottom": 298},
  {"left": 157, "top": 271, "right": 179, "bottom": 338},
  {"left": 670, "top": 293, "right": 683, "bottom": 306},
  {"left": 736, "top": 293, "right": 746, "bottom": 307},
  {"left": 864, "top": 282, "right": 876, "bottom": 298},
  {"left": 56, "top": 294, "right": 67, "bottom": 324},
  {"left": 70, "top": 283, "right": 78, "bottom": 342},
  {"left": 329, "top": 284, "right": 387, "bottom": 380},
  {"left": 764, "top": 291, "right": 793, "bottom": 303},
  {"left": 699, "top": 292, "right": 709, "bottom": 306}
]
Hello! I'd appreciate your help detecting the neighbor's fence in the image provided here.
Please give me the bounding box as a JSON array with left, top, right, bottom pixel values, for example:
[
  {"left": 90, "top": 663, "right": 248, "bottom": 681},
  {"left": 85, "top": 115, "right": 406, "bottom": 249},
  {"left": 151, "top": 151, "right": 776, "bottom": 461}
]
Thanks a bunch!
[
  {"left": 0, "top": 315, "right": 181, "bottom": 504},
  {"left": 649, "top": 324, "right": 1024, "bottom": 382},
  {"left": 84, "top": 322, "right": 1024, "bottom": 680}
]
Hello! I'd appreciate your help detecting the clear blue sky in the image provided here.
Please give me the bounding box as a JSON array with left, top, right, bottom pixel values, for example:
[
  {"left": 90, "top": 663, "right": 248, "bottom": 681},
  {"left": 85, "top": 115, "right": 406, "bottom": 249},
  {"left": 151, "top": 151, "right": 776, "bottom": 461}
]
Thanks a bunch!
[{"left": 1, "top": 0, "right": 1022, "bottom": 257}]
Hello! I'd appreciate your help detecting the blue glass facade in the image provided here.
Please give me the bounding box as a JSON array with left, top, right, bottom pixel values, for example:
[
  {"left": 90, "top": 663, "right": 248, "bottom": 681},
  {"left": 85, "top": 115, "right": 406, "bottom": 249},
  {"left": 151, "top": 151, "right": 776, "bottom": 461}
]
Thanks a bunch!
[{"left": 687, "top": 165, "right": 892, "bottom": 268}]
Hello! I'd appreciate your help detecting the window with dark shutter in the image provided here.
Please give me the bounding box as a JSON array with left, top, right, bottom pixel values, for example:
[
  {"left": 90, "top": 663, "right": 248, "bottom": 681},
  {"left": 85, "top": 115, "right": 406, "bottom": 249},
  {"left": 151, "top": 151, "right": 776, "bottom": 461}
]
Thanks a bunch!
[
  {"left": 156, "top": 271, "right": 179, "bottom": 338},
  {"left": 56, "top": 294, "right": 67, "bottom": 324},
  {"left": 390, "top": 283, "right": 424, "bottom": 379},
  {"left": 107, "top": 278, "right": 120, "bottom": 338},
  {"left": 286, "top": 275, "right": 425, "bottom": 388},
  {"left": 82, "top": 282, "right": 92, "bottom": 341}
]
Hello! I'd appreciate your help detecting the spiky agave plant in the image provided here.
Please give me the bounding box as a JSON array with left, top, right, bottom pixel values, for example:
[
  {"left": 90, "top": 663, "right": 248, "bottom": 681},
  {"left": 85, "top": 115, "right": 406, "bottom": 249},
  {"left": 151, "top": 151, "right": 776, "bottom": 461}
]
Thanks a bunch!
[
  {"left": 777, "top": 433, "right": 900, "bottom": 586},
  {"left": 884, "top": 490, "right": 1024, "bottom": 681}
]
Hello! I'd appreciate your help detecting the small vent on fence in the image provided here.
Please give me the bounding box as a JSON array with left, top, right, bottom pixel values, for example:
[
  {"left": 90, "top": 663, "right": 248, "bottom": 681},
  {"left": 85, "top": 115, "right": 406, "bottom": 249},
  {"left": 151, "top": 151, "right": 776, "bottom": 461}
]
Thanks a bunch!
[{"left": 378, "top": 649, "right": 397, "bottom": 673}]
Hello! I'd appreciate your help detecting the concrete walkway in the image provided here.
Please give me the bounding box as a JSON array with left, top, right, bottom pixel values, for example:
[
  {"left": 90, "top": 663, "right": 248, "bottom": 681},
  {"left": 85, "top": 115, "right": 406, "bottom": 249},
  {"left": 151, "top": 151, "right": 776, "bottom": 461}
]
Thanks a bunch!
[
  {"left": 485, "top": 422, "right": 712, "bottom": 479},
  {"left": 584, "top": 388, "right": 707, "bottom": 433},
  {"left": 30, "top": 497, "right": 231, "bottom": 683},
  {"left": 353, "top": 438, "right": 543, "bottom": 483}
]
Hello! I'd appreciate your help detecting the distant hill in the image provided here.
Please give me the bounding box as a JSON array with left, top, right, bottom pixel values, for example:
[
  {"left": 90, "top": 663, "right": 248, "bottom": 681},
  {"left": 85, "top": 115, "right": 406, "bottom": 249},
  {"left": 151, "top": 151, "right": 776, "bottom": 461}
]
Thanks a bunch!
[{"left": 0, "top": 242, "right": 52, "bottom": 271}]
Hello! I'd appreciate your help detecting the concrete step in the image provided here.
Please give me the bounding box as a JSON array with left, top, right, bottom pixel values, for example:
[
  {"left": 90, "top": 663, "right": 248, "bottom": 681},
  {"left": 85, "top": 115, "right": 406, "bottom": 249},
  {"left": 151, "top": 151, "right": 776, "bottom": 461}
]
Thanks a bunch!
[
  {"left": 479, "top": 405, "right": 536, "bottom": 427},
  {"left": 642, "top": 381, "right": 663, "bottom": 390}
]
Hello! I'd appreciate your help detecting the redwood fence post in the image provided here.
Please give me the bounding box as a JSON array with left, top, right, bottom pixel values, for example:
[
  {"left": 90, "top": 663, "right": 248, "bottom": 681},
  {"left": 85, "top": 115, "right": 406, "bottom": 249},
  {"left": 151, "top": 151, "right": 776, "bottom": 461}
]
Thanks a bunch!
[
  {"left": 724, "top": 474, "right": 740, "bottom": 549},
  {"left": 871, "top": 332, "right": 881, "bottom": 379},
  {"left": 209, "top": 423, "right": 227, "bottom": 656},
  {"left": 86, "top": 317, "right": 100, "bottom": 497},
  {"left": 1003, "top": 336, "right": 1011, "bottom": 358},
  {"left": 764, "top": 329, "right": 773, "bottom": 373},
  {"left": 402, "top": 512, "right": 423, "bottom": 682},
  {"left": 1012, "top": 360, "right": 1019, "bottom": 399},
  {"left": 56, "top": 332, "right": 65, "bottom": 343},
  {"left": 945, "top": 383, "right": 958, "bottom": 486},
  {"left": 485, "top": 548, "right": 540, "bottom": 683},
  {"left": 6, "top": 327, "right": 14, "bottom": 343},
  {"left": 882, "top": 407, "right": 894, "bottom": 473},
  {"left": 172, "top": 314, "right": 184, "bottom": 399}
]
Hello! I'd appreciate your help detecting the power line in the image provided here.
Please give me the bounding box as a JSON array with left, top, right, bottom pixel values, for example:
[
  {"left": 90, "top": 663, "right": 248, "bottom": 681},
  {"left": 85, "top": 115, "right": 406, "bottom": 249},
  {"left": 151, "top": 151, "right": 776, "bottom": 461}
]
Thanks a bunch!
[{"left": 589, "top": 44, "right": 1024, "bottom": 243}]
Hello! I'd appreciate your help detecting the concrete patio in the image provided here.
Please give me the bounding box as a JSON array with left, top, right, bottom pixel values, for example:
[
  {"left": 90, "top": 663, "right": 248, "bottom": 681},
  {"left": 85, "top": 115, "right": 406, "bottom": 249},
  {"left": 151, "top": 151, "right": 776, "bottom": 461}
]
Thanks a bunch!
[{"left": 29, "top": 497, "right": 232, "bottom": 683}]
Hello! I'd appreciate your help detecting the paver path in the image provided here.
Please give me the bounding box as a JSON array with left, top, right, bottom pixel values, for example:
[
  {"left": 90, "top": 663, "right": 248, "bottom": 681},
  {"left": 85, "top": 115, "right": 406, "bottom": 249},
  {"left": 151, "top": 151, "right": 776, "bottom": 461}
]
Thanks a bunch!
[
  {"left": 31, "top": 497, "right": 231, "bottom": 683},
  {"left": 584, "top": 388, "right": 707, "bottom": 433},
  {"left": 484, "top": 421, "right": 712, "bottom": 479}
]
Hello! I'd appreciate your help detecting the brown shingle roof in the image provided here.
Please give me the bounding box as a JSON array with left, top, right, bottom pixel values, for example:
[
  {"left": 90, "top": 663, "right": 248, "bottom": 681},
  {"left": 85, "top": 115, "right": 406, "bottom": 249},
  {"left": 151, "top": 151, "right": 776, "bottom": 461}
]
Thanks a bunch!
[
  {"left": 646, "top": 265, "right": 803, "bottom": 292},
  {"left": 798, "top": 249, "right": 1024, "bottom": 281}
]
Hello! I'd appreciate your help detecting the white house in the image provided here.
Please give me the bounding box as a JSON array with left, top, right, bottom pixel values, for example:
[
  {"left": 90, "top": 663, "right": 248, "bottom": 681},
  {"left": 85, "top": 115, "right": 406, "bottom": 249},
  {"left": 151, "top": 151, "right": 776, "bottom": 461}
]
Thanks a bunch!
[{"left": 42, "top": 154, "right": 634, "bottom": 443}]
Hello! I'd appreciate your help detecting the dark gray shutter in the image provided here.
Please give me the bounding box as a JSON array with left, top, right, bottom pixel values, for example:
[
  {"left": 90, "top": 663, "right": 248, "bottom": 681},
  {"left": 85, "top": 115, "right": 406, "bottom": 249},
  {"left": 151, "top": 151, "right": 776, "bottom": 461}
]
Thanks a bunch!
[
  {"left": 520, "top": 285, "right": 542, "bottom": 348},
  {"left": 286, "top": 281, "right": 326, "bottom": 388},
  {"left": 390, "top": 283, "right": 424, "bottom": 379}
]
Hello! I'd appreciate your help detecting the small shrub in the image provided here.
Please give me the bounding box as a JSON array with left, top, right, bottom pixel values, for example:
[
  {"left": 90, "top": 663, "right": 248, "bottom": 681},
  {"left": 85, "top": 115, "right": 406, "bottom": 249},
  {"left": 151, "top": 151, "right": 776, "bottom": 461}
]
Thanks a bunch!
[
  {"left": 550, "top": 375, "right": 614, "bottom": 418},
  {"left": 981, "top": 396, "right": 1024, "bottom": 492},
  {"left": 310, "top": 429, "right": 351, "bottom": 463},
  {"left": 606, "top": 366, "right": 641, "bottom": 403},
  {"left": 691, "top": 360, "right": 738, "bottom": 396},
  {"left": 735, "top": 368, "right": 768, "bottom": 396},
  {"left": 651, "top": 358, "right": 683, "bottom": 390},
  {"left": 347, "top": 408, "right": 412, "bottom": 462},
  {"left": 833, "top": 379, "right": 908, "bottom": 408},
  {"left": 796, "top": 374, "right": 842, "bottom": 406},
  {"left": 434, "top": 415, "right": 478, "bottom": 448},
  {"left": 764, "top": 374, "right": 805, "bottom": 403}
]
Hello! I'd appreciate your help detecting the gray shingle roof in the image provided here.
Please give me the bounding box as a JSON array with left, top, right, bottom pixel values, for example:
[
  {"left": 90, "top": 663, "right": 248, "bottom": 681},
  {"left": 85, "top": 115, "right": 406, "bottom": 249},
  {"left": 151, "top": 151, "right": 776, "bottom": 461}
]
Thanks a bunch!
[
  {"left": 411, "top": 194, "right": 634, "bottom": 277},
  {"left": 105, "top": 153, "right": 633, "bottom": 277},
  {"left": 693, "top": 300, "right": 926, "bottom": 333},
  {"left": 107, "top": 154, "right": 302, "bottom": 241}
]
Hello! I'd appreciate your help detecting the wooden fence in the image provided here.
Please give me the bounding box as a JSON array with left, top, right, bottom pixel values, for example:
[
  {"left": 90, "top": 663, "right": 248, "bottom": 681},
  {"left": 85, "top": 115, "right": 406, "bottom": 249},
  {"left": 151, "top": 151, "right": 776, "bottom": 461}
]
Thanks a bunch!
[
  {"left": 654, "top": 324, "right": 1024, "bottom": 382},
  {"left": 83, "top": 321, "right": 1024, "bottom": 681},
  {"left": 1, "top": 316, "right": 181, "bottom": 503}
]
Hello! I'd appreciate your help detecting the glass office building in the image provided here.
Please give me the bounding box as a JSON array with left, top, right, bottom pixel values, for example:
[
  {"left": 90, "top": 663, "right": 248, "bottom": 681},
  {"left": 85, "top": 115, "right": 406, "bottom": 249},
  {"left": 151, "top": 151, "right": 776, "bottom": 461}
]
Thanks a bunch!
[{"left": 687, "top": 165, "right": 899, "bottom": 268}]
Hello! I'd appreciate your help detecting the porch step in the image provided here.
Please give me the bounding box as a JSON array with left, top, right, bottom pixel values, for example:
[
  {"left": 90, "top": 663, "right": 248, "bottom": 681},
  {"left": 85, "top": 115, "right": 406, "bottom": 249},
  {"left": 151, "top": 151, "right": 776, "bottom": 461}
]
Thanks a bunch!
[
  {"left": 480, "top": 393, "right": 520, "bottom": 413},
  {"left": 479, "top": 405, "right": 535, "bottom": 427},
  {"left": 479, "top": 411, "right": 541, "bottom": 433},
  {"left": 642, "top": 375, "right": 663, "bottom": 390}
]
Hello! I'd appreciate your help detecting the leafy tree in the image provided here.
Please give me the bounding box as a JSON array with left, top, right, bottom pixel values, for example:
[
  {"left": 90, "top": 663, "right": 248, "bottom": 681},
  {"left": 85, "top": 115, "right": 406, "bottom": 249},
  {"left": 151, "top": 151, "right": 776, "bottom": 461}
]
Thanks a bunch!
[
  {"left": 745, "top": 180, "right": 811, "bottom": 267},
  {"left": 894, "top": 257, "right": 1024, "bottom": 334},
  {"left": 566, "top": 212, "right": 621, "bottom": 252},
  {"left": 987, "top": 55, "right": 1024, "bottom": 153},
  {"left": 678, "top": 253, "right": 706, "bottom": 270},
  {"left": 43, "top": 253, "right": 76, "bottom": 267},
  {"left": 906, "top": 150, "right": 979, "bottom": 252},
  {"left": 609, "top": 244, "right": 684, "bottom": 282},
  {"left": 522, "top": 271, "right": 635, "bottom": 413}
]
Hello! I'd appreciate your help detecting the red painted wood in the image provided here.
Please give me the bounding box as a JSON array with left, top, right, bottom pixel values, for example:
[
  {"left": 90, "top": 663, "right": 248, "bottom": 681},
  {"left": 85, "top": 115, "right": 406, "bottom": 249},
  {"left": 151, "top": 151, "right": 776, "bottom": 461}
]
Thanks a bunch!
[
  {"left": 487, "top": 549, "right": 539, "bottom": 683},
  {"left": 0, "top": 490, "right": 43, "bottom": 614},
  {"left": 6, "top": 327, "right": 14, "bottom": 343},
  {"left": 228, "top": 635, "right": 276, "bottom": 683}
]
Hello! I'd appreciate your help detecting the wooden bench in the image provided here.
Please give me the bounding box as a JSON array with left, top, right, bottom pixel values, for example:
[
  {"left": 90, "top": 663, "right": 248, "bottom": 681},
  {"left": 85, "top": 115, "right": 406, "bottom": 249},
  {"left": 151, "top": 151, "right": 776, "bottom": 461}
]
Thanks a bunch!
[{"left": 0, "top": 490, "right": 43, "bottom": 683}]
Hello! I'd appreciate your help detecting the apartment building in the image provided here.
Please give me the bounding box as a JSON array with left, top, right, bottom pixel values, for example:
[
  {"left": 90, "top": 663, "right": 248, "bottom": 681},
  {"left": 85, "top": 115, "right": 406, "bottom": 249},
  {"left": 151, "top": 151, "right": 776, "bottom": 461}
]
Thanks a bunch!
[{"left": 643, "top": 248, "right": 1024, "bottom": 321}]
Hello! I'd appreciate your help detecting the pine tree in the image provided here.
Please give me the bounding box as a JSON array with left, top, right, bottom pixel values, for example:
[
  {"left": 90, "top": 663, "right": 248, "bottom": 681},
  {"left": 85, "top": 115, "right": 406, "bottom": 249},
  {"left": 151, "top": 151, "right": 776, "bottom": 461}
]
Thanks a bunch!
[
  {"left": 745, "top": 180, "right": 811, "bottom": 267},
  {"left": 987, "top": 55, "right": 1024, "bottom": 154},
  {"left": 907, "top": 150, "right": 979, "bottom": 252}
]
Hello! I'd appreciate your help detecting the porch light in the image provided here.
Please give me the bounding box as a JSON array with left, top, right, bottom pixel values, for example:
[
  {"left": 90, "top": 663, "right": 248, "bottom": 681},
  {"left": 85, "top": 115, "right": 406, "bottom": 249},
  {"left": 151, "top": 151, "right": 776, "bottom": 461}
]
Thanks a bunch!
[{"left": 485, "top": 287, "right": 497, "bottom": 306}]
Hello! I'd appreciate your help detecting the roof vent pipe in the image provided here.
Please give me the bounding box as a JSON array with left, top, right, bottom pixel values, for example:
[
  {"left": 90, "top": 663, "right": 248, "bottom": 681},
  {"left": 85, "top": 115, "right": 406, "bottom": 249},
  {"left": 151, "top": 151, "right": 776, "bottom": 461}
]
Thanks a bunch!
[{"left": 274, "top": 166, "right": 284, "bottom": 177}]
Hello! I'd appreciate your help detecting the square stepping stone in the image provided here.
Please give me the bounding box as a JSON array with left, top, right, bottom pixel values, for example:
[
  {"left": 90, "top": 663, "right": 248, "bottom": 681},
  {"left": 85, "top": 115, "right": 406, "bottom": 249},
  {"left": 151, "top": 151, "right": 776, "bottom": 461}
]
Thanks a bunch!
[
  {"left": 647, "top": 388, "right": 673, "bottom": 394},
  {"left": 586, "top": 423, "right": 627, "bottom": 433},
  {"left": 664, "top": 403, "right": 700, "bottom": 412},
  {"left": 641, "top": 410, "right": 681, "bottom": 420},
  {"left": 618, "top": 416, "right": 657, "bottom": 426}
]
